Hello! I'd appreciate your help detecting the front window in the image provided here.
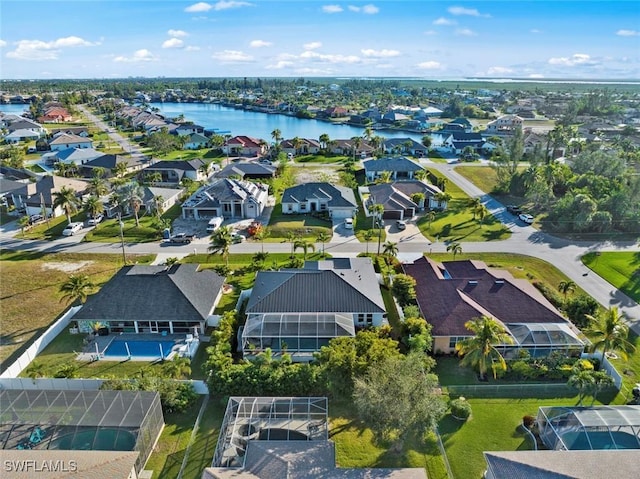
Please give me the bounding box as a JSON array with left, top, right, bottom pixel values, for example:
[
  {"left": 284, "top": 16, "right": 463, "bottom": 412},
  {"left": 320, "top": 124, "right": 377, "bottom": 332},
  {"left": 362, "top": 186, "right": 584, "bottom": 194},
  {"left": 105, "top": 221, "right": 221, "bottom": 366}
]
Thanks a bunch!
[{"left": 449, "top": 336, "right": 467, "bottom": 349}]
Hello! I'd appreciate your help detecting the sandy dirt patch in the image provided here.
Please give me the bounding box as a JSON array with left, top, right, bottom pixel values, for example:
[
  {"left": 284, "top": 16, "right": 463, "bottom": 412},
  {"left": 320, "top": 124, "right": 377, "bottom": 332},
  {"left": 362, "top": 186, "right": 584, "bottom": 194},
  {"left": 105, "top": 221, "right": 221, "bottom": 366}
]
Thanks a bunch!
[
  {"left": 294, "top": 166, "right": 341, "bottom": 184},
  {"left": 41, "top": 261, "right": 94, "bottom": 273}
]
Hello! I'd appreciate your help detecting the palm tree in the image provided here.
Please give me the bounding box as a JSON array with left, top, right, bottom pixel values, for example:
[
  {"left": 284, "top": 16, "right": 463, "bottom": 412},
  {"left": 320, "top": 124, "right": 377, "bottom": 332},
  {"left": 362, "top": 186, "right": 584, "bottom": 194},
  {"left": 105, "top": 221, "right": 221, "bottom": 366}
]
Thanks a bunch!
[
  {"left": 118, "top": 182, "right": 144, "bottom": 227},
  {"left": 363, "top": 229, "right": 374, "bottom": 254},
  {"left": 426, "top": 210, "right": 437, "bottom": 232},
  {"left": 421, "top": 135, "right": 432, "bottom": 150},
  {"left": 84, "top": 195, "right": 104, "bottom": 222},
  {"left": 370, "top": 203, "right": 384, "bottom": 230},
  {"left": 208, "top": 226, "right": 233, "bottom": 266},
  {"left": 294, "top": 238, "right": 315, "bottom": 260},
  {"left": 476, "top": 204, "right": 488, "bottom": 224},
  {"left": 568, "top": 369, "right": 596, "bottom": 406},
  {"left": 113, "top": 161, "right": 128, "bottom": 178},
  {"left": 351, "top": 136, "right": 363, "bottom": 162},
  {"left": 586, "top": 307, "right": 636, "bottom": 361},
  {"left": 18, "top": 215, "right": 30, "bottom": 236},
  {"left": 291, "top": 136, "right": 303, "bottom": 156},
  {"left": 446, "top": 241, "right": 462, "bottom": 259},
  {"left": 163, "top": 357, "right": 191, "bottom": 379},
  {"left": 316, "top": 231, "right": 330, "bottom": 256},
  {"left": 52, "top": 186, "right": 79, "bottom": 224},
  {"left": 88, "top": 176, "right": 109, "bottom": 197},
  {"left": 467, "top": 197, "right": 482, "bottom": 219},
  {"left": 382, "top": 240, "right": 398, "bottom": 261},
  {"left": 59, "top": 274, "right": 95, "bottom": 305},
  {"left": 376, "top": 171, "right": 393, "bottom": 184},
  {"left": 363, "top": 126, "right": 374, "bottom": 141},
  {"left": 319, "top": 133, "right": 330, "bottom": 151},
  {"left": 152, "top": 195, "right": 165, "bottom": 220},
  {"left": 455, "top": 315, "right": 514, "bottom": 380},
  {"left": 557, "top": 280, "right": 576, "bottom": 301},
  {"left": 415, "top": 169, "right": 428, "bottom": 181},
  {"left": 435, "top": 191, "right": 451, "bottom": 210},
  {"left": 92, "top": 166, "right": 107, "bottom": 179},
  {"left": 271, "top": 128, "right": 282, "bottom": 154}
]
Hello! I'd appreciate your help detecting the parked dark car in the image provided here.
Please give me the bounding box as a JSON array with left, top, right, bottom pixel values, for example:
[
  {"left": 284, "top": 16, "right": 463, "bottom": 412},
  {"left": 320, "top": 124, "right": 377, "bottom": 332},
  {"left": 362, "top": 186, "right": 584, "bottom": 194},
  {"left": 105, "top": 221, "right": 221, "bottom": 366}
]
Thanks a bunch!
[
  {"left": 28, "top": 214, "right": 44, "bottom": 225},
  {"left": 506, "top": 205, "right": 522, "bottom": 215}
]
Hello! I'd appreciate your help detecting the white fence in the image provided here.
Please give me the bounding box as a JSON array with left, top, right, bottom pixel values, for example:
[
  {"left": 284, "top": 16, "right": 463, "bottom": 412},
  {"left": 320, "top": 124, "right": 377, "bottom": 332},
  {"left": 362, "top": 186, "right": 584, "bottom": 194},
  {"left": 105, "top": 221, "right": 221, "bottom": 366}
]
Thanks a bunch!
[
  {"left": 0, "top": 306, "right": 82, "bottom": 379},
  {"left": 581, "top": 352, "right": 623, "bottom": 389},
  {"left": 0, "top": 377, "right": 210, "bottom": 394}
]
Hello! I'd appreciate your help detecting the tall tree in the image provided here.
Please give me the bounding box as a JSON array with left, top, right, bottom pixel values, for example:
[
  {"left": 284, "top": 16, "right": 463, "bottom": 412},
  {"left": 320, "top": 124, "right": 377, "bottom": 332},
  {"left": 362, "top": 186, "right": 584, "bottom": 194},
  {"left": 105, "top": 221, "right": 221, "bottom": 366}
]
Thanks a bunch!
[
  {"left": 52, "top": 186, "right": 79, "bottom": 224},
  {"left": 17, "top": 215, "right": 30, "bottom": 236},
  {"left": 446, "top": 241, "right": 462, "bottom": 259},
  {"left": 557, "top": 280, "right": 576, "bottom": 301},
  {"left": 84, "top": 195, "right": 104, "bottom": 221},
  {"left": 294, "top": 238, "right": 315, "bottom": 260},
  {"left": 88, "top": 176, "right": 109, "bottom": 197},
  {"left": 316, "top": 231, "right": 330, "bottom": 256},
  {"left": 586, "top": 307, "right": 636, "bottom": 361},
  {"left": 118, "top": 182, "right": 144, "bottom": 227},
  {"left": 383, "top": 240, "right": 398, "bottom": 259},
  {"left": 455, "top": 316, "right": 514, "bottom": 380},
  {"left": 59, "top": 274, "right": 95, "bottom": 305},
  {"left": 208, "top": 226, "right": 233, "bottom": 266},
  {"left": 353, "top": 353, "right": 446, "bottom": 450}
]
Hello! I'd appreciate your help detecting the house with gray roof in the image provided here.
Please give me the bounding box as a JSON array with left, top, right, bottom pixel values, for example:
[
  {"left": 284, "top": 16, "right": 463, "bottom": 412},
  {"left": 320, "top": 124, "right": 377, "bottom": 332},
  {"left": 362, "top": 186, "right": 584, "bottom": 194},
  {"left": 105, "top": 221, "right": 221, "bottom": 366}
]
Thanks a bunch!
[
  {"left": 3, "top": 128, "right": 42, "bottom": 144},
  {"left": 368, "top": 180, "right": 445, "bottom": 219},
  {"left": 217, "top": 162, "right": 276, "bottom": 180},
  {"left": 363, "top": 156, "right": 425, "bottom": 182},
  {"left": 242, "top": 257, "right": 386, "bottom": 362},
  {"left": 79, "top": 153, "right": 150, "bottom": 177},
  {"left": 181, "top": 178, "right": 269, "bottom": 220},
  {"left": 183, "top": 132, "right": 209, "bottom": 150},
  {"left": 48, "top": 133, "right": 93, "bottom": 151},
  {"left": 43, "top": 147, "right": 103, "bottom": 167},
  {"left": 281, "top": 182, "right": 357, "bottom": 219},
  {"left": 143, "top": 159, "right": 209, "bottom": 185},
  {"left": 382, "top": 138, "right": 429, "bottom": 157},
  {"left": 73, "top": 263, "right": 225, "bottom": 335}
]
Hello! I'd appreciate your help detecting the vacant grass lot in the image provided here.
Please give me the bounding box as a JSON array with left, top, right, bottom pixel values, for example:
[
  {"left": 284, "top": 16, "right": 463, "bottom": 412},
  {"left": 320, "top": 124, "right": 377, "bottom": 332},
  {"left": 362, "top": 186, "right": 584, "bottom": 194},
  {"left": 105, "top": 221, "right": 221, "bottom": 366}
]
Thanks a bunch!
[
  {"left": 145, "top": 397, "right": 224, "bottom": 479},
  {"left": 294, "top": 154, "right": 348, "bottom": 164},
  {"left": 0, "top": 251, "right": 153, "bottom": 369},
  {"left": 416, "top": 168, "right": 511, "bottom": 242},
  {"left": 581, "top": 251, "right": 640, "bottom": 303},
  {"left": 267, "top": 203, "right": 333, "bottom": 241}
]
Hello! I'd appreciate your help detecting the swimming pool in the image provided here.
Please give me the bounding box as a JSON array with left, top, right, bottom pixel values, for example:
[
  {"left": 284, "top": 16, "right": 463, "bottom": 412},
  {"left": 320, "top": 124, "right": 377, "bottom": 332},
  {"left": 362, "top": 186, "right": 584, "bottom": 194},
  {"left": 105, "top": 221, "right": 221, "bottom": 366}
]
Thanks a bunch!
[
  {"left": 103, "top": 339, "right": 175, "bottom": 359},
  {"left": 560, "top": 430, "right": 640, "bottom": 450},
  {"left": 46, "top": 428, "right": 136, "bottom": 451}
]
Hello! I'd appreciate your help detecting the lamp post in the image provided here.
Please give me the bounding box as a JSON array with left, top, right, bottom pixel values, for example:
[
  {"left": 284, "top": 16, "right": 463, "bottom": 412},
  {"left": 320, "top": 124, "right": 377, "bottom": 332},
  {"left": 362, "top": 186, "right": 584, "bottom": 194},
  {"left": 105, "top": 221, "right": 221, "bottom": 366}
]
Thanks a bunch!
[{"left": 118, "top": 212, "right": 126, "bottom": 265}]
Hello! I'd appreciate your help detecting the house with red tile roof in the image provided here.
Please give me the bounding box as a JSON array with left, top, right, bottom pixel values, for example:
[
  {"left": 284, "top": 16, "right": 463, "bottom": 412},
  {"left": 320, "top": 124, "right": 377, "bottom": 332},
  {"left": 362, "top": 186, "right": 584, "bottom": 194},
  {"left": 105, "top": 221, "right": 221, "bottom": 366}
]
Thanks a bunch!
[
  {"left": 402, "top": 257, "right": 586, "bottom": 357},
  {"left": 224, "top": 136, "right": 267, "bottom": 157}
]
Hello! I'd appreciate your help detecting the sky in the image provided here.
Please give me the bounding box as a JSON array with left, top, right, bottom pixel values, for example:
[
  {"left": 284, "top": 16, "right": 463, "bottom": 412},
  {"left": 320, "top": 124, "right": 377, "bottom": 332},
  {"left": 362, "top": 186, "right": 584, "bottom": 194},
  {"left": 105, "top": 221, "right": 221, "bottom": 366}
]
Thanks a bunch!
[{"left": 1, "top": 1, "right": 639, "bottom": 80}]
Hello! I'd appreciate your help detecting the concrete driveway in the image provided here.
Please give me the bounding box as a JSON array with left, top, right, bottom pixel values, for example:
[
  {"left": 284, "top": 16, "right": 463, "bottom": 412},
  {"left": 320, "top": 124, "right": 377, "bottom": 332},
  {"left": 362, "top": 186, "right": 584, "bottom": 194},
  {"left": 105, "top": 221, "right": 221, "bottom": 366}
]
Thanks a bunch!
[{"left": 384, "top": 218, "right": 430, "bottom": 245}]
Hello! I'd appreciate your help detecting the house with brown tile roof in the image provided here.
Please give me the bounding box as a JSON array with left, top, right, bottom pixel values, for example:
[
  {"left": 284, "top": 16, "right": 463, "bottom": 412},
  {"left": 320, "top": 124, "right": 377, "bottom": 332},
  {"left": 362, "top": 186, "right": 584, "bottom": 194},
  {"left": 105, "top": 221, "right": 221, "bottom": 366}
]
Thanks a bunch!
[
  {"left": 402, "top": 257, "right": 586, "bottom": 356},
  {"left": 224, "top": 136, "right": 267, "bottom": 157}
]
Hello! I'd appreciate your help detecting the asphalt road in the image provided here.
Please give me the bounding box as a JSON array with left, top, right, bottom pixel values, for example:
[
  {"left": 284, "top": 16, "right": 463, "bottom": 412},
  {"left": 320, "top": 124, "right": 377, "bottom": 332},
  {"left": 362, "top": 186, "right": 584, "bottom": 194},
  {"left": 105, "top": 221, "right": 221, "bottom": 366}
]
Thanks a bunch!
[{"left": 4, "top": 110, "right": 639, "bottom": 333}]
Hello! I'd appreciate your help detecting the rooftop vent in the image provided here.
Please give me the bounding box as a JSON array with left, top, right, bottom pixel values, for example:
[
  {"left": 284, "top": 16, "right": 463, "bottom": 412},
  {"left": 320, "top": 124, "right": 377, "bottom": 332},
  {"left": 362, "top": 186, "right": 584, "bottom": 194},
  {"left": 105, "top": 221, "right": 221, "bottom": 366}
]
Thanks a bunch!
[
  {"left": 495, "top": 280, "right": 505, "bottom": 284},
  {"left": 468, "top": 280, "right": 478, "bottom": 285}
]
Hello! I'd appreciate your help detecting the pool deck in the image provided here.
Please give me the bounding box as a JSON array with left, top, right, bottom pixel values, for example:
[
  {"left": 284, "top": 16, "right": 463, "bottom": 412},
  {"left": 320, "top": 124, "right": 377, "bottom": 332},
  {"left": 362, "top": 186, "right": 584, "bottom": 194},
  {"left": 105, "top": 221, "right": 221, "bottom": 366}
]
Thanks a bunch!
[{"left": 76, "top": 333, "right": 197, "bottom": 362}]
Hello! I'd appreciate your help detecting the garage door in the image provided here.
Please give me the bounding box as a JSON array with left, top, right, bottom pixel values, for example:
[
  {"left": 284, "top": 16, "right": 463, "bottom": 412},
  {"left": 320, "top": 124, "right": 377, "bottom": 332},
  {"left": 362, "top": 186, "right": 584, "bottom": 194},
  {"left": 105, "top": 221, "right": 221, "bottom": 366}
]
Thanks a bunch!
[{"left": 383, "top": 210, "right": 403, "bottom": 220}]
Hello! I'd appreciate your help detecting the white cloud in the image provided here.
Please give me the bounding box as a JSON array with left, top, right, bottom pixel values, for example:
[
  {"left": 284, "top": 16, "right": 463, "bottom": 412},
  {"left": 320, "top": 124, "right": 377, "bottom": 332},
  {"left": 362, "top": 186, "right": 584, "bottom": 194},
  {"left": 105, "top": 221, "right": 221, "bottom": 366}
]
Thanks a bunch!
[
  {"left": 455, "top": 28, "right": 476, "bottom": 36},
  {"left": 212, "top": 49, "right": 253, "bottom": 62},
  {"left": 322, "top": 5, "right": 343, "bottom": 14},
  {"left": 113, "top": 49, "right": 156, "bottom": 63},
  {"left": 487, "top": 66, "right": 513, "bottom": 75},
  {"left": 266, "top": 60, "right": 294, "bottom": 69},
  {"left": 168, "top": 30, "right": 188, "bottom": 38},
  {"left": 162, "top": 38, "right": 184, "bottom": 49},
  {"left": 0, "top": 39, "right": 6, "bottom": 48},
  {"left": 416, "top": 61, "right": 442, "bottom": 70},
  {"left": 617, "top": 29, "right": 639, "bottom": 37},
  {"left": 529, "top": 73, "right": 545, "bottom": 78},
  {"left": 213, "top": 1, "right": 253, "bottom": 10},
  {"left": 6, "top": 36, "right": 96, "bottom": 61},
  {"left": 423, "top": 30, "right": 437, "bottom": 36},
  {"left": 433, "top": 17, "right": 456, "bottom": 26},
  {"left": 185, "top": 2, "right": 212, "bottom": 12},
  {"left": 347, "top": 4, "right": 379, "bottom": 15},
  {"left": 548, "top": 53, "right": 595, "bottom": 66},
  {"left": 448, "top": 6, "right": 489, "bottom": 17},
  {"left": 361, "top": 48, "right": 400, "bottom": 58},
  {"left": 185, "top": 46, "right": 201, "bottom": 51},
  {"left": 304, "top": 41, "right": 322, "bottom": 50},
  {"left": 185, "top": 1, "right": 252, "bottom": 12},
  {"left": 300, "top": 50, "right": 360, "bottom": 64},
  {"left": 530, "top": 29, "right": 542, "bottom": 34},
  {"left": 249, "top": 39, "right": 272, "bottom": 47}
]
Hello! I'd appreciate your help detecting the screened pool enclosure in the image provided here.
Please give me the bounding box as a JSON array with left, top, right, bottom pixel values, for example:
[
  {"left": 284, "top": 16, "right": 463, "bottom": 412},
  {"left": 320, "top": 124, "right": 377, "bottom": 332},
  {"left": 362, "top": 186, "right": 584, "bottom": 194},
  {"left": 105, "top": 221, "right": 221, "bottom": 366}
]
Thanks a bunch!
[
  {"left": 0, "top": 389, "right": 164, "bottom": 473},
  {"left": 498, "top": 322, "right": 587, "bottom": 358},
  {"left": 242, "top": 313, "right": 355, "bottom": 360},
  {"left": 537, "top": 405, "right": 640, "bottom": 451}
]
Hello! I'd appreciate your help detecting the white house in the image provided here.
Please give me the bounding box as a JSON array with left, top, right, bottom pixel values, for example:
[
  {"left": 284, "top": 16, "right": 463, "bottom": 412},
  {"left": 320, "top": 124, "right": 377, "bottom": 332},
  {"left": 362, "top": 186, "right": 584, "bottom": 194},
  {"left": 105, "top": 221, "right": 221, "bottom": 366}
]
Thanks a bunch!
[
  {"left": 49, "top": 133, "right": 94, "bottom": 151},
  {"left": 281, "top": 182, "right": 357, "bottom": 219},
  {"left": 181, "top": 178, "right": 269, "bottom": 220}
]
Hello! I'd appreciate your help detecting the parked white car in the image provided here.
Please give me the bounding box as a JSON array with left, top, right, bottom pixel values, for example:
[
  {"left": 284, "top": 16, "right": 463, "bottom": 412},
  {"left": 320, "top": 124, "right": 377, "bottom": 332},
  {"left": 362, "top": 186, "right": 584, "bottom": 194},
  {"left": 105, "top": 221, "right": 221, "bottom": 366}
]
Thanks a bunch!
[
  {"left": 519, "top": 213, "right": 534, "bottom": 224},
  {"left": 344, "top": 218, "right": 354, "bottom": 229},
  {"left": 87, "top": 214, "right": 104, "bottom": 226},
  {"left": 62, "top": 222, "right": 83, "bottom": 236}
]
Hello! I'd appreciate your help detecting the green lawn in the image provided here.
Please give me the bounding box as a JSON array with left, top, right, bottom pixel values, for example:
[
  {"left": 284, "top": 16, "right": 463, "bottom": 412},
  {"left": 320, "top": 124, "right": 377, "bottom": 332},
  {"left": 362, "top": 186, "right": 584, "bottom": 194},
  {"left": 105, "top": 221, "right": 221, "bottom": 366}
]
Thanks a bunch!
[
  {"left": 607, "top": 332, "right": 640, "bottom": 403},
  {"left": 294, "top": 154, "right": 349, "bottom": 164},
  {"left": 581, "top": 251, "right": 640, "bottom": 303},
  {"left": 20, "top": 213, "right": 84, "bottom": 240},
  {"left": 417, "top": 168, "right": 511, "bottom": 243},
  {"left": 330, "top": 401, "right": 448, "bottom": 479},
  {"left": 267, "top": 203, "right": 333, "bottom": 240},
  {"left": 0, "top": 251, "right": 153, "bottom": 369},
  {"left": 145, "top": 396, "right": 224, "bottom": 479}
]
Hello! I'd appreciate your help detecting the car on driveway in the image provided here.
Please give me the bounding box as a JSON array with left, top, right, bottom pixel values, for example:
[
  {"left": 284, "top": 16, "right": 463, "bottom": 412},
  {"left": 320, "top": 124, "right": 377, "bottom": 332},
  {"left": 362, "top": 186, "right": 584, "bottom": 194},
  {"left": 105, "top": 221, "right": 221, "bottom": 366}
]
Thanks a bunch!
[
  {"left": 231, "top": 232, "right": 245, "bottom": 243},
  {"left": 62, "top": 222, "right": 83, "bottom": 236},
  {"left": 506, "top": 205, "right": 522, "bottom": 215},
  {"left": 396, "top": 220, "right": 407, "bottom": 230},
  {"left": 87, "top": 214, "right": 104, "bottom": 226},
  {"left": 28, "top": 214, "right": 45, "bottom": 225},
  {"left": 518, "top": 213, "right": 534, "bottom": 224}
]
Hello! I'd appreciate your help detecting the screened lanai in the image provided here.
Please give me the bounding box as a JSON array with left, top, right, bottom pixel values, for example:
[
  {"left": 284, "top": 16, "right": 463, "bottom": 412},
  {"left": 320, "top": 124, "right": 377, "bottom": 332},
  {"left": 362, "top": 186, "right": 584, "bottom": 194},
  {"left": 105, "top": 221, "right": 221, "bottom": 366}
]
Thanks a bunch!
[
  {"left": 537, "top": 405, "right": 640, "bottom": 451},
  {"left": 0, "top": 389, "right": 164, "bottom": 473},
  {"left": 497, "top": 322, "right": 587, "bottom": 358},
  {"left": 242, "top": 312, "right": 356, "bottom": 360},
  {"left": 212, "top": 397, "right": 329, "bottom": 469}
]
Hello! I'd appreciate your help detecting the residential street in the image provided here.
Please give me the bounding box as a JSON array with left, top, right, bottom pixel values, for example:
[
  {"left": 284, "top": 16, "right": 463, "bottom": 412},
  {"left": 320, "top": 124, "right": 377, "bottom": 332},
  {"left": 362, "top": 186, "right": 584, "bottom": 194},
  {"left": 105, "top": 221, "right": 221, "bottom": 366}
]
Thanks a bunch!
[{"left": 3, "top": 111, "right": 638, "bottom": 333}]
